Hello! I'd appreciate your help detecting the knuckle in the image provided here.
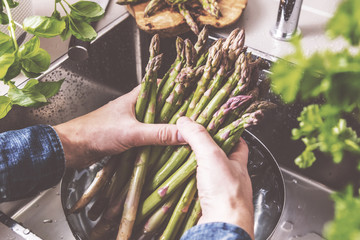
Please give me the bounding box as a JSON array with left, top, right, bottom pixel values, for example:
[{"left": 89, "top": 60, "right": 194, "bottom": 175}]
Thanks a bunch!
[{"left": 157, "top": 126, "right": 173, "bottom": 144}]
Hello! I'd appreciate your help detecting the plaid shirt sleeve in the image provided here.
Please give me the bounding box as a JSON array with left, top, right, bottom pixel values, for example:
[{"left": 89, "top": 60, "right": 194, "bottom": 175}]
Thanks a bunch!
[
  {"left": 0, "top": 125, "right": 65, "bottom": 202},
  {"left": 181, "top": 222, "right": 252, "bottom": 240}
]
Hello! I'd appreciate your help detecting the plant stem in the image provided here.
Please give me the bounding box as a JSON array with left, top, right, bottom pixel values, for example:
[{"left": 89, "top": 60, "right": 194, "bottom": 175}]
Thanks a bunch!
[{"left": 3, "top": 0, "right": 18, "bottom": 50}]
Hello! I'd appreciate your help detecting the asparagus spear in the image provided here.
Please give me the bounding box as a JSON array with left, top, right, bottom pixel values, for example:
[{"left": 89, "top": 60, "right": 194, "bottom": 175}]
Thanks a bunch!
[
  {"left": 144, "top": 0, "right": 166, "bottom": 17},
  {"left": 228, "top": 29, "right": 245, "bottom": 68},
  {"left": 146, "top": 92, "right": 195, "bottom": 180},
  {"left": 117, "top": 0, "right": 144, "bottom": 5},
  {"left": 194, "top": 26, "right": 209, "bottom": 56},
  {"left": 207, "top": 95, "right": 252, "bottom": 135},
  {"left": 188, "top": 51, "right": 228, "bottom": 120},
  {"left": 160, "top": 176, "right": 197, "bottom": 240},
  {"left": 178, "top": 4, "right": 199, "bottom": 35},
  {"left": 136, "top": 34, "right": 161, "bottom": 121},
  {"left": 157, "top": 37, "right": 185, "bottom": 94},
  {"left": 195, "top": 52, "right": 247, "bottom": 126},
  {"left": 90, "top": 181, "right": 130, "bottom": 240},
  {"left": 136, "top": 187, "right": 183, "bottom": 240},
  {"left": 145, "top": 54, "right": 246, "bottom": 194},
  {"left": 158, "top": 67, "right": 196, "bottom": 123},
  {"left": 179, "top": 197, "right": 201, "bottom": 235},
  {"left": 157, "top": 37, "right": 185, "bottom": 112},
  {"left": 117, "top": 46, "right": 163, "bottom": 239},
  {"left": 198, "top": 0, "right": 218, "bottom": 18},
  {"left": 68, "top": 158, "right": 117, "bottom": 214},
  {"left": 186, "top": 39, "right": 223, "bottom": 117},
  {"left": 137, "top": 104, "right": 272, "bottom": 221},
  {"left": 184, "top": 38, "right": 197, "bottom": 68}
]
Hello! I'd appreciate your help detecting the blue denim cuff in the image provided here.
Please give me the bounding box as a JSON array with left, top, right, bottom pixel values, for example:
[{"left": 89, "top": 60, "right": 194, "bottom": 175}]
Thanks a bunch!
[
  {"left": 181, "top": 222, "right": 252, "bottom": 240},
  {"left": 0, "top": 125, "right": 65, "bottom": 202}
]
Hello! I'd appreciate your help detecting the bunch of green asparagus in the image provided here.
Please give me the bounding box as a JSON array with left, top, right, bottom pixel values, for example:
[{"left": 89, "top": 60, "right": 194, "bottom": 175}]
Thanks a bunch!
[
  {"left": 117, "top": 0, "right": 221, "bottom": 35},
  {"left": 67, "top": 27, "right": 276, "bottom": 240}
]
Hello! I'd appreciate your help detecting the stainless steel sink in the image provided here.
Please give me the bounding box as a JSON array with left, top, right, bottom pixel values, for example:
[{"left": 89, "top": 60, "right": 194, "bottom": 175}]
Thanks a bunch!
[{"left": 0, "top": 7, "right": 358, "bottom": 240}]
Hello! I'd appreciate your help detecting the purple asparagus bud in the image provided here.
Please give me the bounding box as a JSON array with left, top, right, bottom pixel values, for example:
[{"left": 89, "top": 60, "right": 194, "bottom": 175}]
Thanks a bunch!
[
  {"left": 184, "top": 39, "right": 197, "bottom": 67},
  {"left": 149, "top": 34, "right": 160, "bottom": 59},
  {"left": 207, "top": 95, "right": 252, "bottom": 134},
  {"left": 222, "top": 28, "right": 240, "bottom": 51}
]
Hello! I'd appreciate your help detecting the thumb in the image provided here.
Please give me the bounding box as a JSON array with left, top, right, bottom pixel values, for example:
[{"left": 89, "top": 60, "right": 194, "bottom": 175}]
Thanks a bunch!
[
  {"left": 134, "top": 122, "right": 186, "bottom": 146},
  {"left": 176, "top": 117, "right": 226, "bottom": 165}
]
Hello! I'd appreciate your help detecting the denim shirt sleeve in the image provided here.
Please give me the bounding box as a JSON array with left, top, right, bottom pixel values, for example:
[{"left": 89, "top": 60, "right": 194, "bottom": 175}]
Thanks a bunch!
[
  {"left": 0, "top": 125, "right": 65, "bottom": 202},
  {"left": 181, "top": 222, "right": 252, "bottom": 240}
]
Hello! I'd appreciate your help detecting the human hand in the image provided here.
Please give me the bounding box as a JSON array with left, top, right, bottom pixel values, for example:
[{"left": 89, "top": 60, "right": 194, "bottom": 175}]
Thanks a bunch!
[
  {"left": 54, "top": 85, "right": 185, "bottom": 169},
  {"left": 176, "top": 117, "right": 254, "bottom": 239}
]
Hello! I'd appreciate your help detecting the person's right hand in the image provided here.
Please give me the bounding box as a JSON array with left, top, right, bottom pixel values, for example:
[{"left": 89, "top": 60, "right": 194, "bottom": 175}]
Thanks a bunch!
[{"left": 177, "top": 117, "right": 254, "bottom": 240}]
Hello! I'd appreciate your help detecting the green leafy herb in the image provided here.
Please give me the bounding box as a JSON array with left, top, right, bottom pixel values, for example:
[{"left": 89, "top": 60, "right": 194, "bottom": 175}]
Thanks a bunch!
[
  {"left": 0, "top": 96, "right": 12, "bottom": 119},
  {"left": 69, "top": 17, "right": 97, "bottom": 41},
  {"left": 0, "top": 52, "right": 15, "bottom": 79},
  {"left": 270, "top": 0, "right": 360, "bottom": 236},
  {"left": 324, "top": 186, "right": 360, "bottom": 240},
  {"left": 69, "top": 1, "right": 105, "bottom": 22},
  {"left": 0, "top": 0, "right": 104, "bottom": 119},
  {"left": 23, "top": 15, "right": 66, "bottom": 38},
  {"left": 0, "top": 11, "right": 9, "bottom": 24},
  {"left": 8, "top": 82, "right": 47, "bottom": 107},
  {"left": 326, "top": 0, "right": 360, "bottom": 46}
]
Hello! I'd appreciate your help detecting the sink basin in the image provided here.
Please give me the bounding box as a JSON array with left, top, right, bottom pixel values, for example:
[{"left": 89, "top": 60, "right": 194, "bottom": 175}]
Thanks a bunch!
[{"left": 0, "top": 6, "right": 358, "bottom": 240}]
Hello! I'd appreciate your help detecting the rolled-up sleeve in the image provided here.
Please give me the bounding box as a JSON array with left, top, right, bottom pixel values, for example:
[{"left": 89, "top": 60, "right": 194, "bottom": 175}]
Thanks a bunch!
[
  {"left": 181, "top": 222, "right": 252, "bottom": 240},
  {"left": 0, "top": 125, "right": 65, "bottom": 202}
]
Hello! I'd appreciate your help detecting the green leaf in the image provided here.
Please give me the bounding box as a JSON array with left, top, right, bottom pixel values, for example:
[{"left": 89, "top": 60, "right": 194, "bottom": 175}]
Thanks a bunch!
[
  {"left": 26, "top": 79, "right": 64, "bottom": 98},
  {"left": 51, "top": 10, "right": 61, "bottom": 20},
  {"left": 294, "top": 148, "right": 317, "bottom": 168},
  {"left": 23, "top": 15, "right": 66, "bottom": 38},
  {"left": 0, "top": 12, "right": 9, "bottom": 24},
  {"left": 0, "top": 96, "right": 12, "bottom": 119},
  {"left": 23, "top": 78, "right": 39, "bottom": 89},
  {"left": 270, "top": 61, "right": 303, "bottom": 103},
  {"left": 20, "top": 48, "right": 50, "bottom": 73},
  {"left": 6, "top": 0, "right": 19, "bottom": 8},
  {"left": 21, "top": 68, "right": 41, "bottom": 78},
  {"left": 0, "top": 52, "right": 15, "bottom": 79},
  {"left": 0, "top": 31, "right": 14, "bottom": 55},
  {"left": 3, "top": 56, "right": 21, "bottom": 82},
  {"left": 18, "top": 36, "right": 40, "bottom": 58},
  {"left": 60, "top": 16, "right": 71, "bottom": 41},
  {"left": 69, "top": 17, "right": 97, "bottom": 41},
  {"left": 324, "top": 186, "right": 360, "bottom": 240},
  {"left": 69, "top": 1, "right": 105, "bottom": 22},
  {"left": 326, "top": 0, "right": 360, "bottom": 46},
  {"left": 8, "top": 83, "right": 47, "bottom": 107}
]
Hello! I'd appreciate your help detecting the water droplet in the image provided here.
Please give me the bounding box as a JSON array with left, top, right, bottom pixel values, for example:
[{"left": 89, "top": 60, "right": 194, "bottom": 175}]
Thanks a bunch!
[
  {"left": 292, "top": 179, "right": 298, "bottom": 184},
  {"left": 43, "top": 219, "right": 53, "bottom": 223},
  {"left": 23, "top": 229, "right": 30, "bottom": 235},
  {"left": 281, "top": 221, "right": 293, "bottom": 231}
]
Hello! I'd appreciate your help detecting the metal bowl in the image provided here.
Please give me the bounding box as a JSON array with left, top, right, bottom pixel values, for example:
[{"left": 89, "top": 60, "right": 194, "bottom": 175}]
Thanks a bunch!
[{"left": 61, "top": 130, "right": 285, "bottom": 240}]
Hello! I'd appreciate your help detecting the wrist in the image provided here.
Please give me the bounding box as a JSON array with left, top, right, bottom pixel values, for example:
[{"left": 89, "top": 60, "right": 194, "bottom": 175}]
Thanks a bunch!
[
  {"left": 53, "top": 121, "right": 101, "bottom": 169},
  {"left": 199, "top": 201, "right": 254, "bottom": 240}
]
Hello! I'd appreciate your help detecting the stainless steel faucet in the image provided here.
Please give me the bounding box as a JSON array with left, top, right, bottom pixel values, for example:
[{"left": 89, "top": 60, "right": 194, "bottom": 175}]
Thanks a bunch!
[{"left": 270, "top": 0, "right": 303, "bottom": 41}]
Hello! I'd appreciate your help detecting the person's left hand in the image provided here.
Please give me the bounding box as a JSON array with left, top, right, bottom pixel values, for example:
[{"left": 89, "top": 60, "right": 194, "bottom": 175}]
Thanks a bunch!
[{"left": 54, "top": 85, "right": 185, "bottom": 169}]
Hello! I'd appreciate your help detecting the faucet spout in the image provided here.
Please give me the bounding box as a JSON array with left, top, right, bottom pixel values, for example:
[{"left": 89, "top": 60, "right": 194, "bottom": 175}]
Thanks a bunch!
[{"left": 270, "top": 0, "right": 303, "bottom": 41}]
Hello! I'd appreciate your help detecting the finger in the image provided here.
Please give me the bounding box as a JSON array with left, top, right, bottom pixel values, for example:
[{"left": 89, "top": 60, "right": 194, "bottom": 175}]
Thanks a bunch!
[
  {"left": 134, "top": 123, "right": 187, "bottom": 146},
  {"left": 176, "top": 117, "right": 225, "bottom": 161},
  {"left": 228, "top": 138, "right": 249, "bottom": 167},
  {"left": 125, "top": 85, "right": 141, "bottom": 105}
]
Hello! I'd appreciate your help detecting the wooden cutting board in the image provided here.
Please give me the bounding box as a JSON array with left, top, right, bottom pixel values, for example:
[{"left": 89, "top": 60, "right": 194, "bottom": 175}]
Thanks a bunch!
[{"left": 127, "top": 0, "right": 248, "bottom": 37}]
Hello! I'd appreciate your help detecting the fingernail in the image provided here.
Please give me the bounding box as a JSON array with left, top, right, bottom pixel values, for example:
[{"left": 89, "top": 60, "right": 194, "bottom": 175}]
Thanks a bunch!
[
  {"left": 177, "top": 116, "right": 191, "bottom": 125},
  {"left": 177, "top": 131, "right": 185, "bottom": 143}
]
